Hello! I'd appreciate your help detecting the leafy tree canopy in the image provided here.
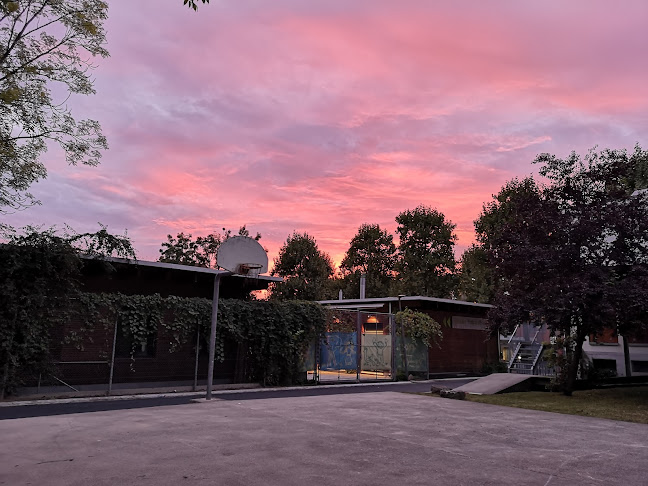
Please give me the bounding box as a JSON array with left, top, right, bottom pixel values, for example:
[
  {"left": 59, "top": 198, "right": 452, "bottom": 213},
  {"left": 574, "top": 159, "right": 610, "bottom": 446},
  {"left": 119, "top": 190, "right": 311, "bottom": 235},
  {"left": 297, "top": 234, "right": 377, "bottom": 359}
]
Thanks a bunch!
[
  {"left": 339, "top": 223, "right": 397, "bottom": 298},
  {"left": 395, "top": 205, "right": 458, "bottom": 298},
  {"left": 477, "top": 146, "right": 648, "bottom": 395},
  {"left": 457, "top": 245, "right": 494, "bottom": 304},
  {"left": 158, "top": 225, "right": 261, "bottom": 268},
  {"left": 1, "top": 0, "right": 109, "bottom": 212},
  {"left": 270, "top": 232, "right": 334, "bottom": 301}
]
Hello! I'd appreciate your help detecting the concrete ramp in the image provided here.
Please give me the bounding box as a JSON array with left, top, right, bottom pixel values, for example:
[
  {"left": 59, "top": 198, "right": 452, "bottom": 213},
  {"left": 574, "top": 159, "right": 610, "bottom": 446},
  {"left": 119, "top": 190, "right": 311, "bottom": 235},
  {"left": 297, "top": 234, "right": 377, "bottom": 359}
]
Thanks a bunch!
[{"left": 453, "top": 373, "right": 541, "bottom": 395}]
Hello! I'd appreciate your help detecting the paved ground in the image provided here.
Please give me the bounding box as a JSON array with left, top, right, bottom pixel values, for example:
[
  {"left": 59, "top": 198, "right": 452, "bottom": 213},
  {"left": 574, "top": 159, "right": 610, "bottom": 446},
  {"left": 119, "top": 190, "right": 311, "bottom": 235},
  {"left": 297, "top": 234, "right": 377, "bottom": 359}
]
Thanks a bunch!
[{"left": 1, "top": 389, "right": 646, "bottom": 485}]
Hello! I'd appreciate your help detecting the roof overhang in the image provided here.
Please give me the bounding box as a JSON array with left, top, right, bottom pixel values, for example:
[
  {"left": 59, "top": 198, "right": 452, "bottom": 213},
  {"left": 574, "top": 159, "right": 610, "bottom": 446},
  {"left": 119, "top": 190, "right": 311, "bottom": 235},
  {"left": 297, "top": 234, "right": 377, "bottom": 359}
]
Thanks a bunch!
[
  {"left": 318, "top": 296, "right": 492, "bottom": 309},
  {"left": 80, "top": 255, "right": 282, "bottom": 283}
]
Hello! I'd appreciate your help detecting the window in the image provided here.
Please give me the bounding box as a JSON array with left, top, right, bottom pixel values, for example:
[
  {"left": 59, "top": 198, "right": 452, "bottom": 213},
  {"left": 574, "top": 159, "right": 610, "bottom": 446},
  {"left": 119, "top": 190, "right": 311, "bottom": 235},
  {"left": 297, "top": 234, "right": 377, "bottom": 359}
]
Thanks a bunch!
[
  {"left": 114, "top": 321, "right": 157, "bottom": 358},
  {"left": 592, "top": 359, "right": 617, "bottom": 373},
  {"left": 631, "top": 361, "right": 648, "bottom": 373},
  {"left": 589, "top": 328, "right": 618, "bottom": 345},
  {"left": 363, "top": 316, "right": 384, "bottom": 335}
]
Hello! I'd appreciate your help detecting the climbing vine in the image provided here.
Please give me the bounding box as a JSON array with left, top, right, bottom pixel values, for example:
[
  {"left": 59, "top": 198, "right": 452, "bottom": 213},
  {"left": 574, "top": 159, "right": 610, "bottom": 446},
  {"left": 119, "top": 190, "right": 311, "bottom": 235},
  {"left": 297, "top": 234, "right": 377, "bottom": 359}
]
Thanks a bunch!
[
  {"left": 395, "top": 308, "right": 443, "bottom": 346},
  {"left": 73, "top": 293, "right": 328, "bottom": 386}
]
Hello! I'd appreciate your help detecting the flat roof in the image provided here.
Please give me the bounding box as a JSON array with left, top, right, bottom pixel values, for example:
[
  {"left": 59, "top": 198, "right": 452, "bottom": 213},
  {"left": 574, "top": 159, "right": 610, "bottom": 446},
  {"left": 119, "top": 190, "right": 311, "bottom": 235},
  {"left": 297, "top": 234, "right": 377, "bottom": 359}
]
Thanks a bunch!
[
  {"left": 80, "top": 255, "right": 283, "bottom": 282},
  {"left": 318, "top": 296, "right": 492, "bottom": 309}
]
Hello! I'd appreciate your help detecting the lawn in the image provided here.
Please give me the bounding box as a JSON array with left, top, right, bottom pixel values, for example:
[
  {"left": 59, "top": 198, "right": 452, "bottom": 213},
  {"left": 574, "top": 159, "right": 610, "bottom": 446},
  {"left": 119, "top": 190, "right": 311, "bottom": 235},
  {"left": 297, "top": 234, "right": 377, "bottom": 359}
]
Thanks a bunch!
[{"left": 464, "top": 386, "right": 648, "bottom": 424}]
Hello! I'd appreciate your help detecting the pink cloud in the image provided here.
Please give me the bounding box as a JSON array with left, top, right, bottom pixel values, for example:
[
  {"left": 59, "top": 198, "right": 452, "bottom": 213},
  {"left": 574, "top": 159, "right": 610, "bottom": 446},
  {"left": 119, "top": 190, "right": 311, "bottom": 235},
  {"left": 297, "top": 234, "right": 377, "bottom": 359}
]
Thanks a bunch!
[{"left": 6, "top": 0, "right": 647, "bottom": 278}]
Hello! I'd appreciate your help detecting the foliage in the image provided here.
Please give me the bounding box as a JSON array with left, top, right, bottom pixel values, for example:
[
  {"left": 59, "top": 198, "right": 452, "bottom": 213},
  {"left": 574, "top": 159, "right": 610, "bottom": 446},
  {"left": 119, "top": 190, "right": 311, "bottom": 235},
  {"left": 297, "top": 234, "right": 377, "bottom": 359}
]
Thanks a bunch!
[
  {"left": 477, "top": 146, "right": 648, "bottom": 395},
  {"left": 325, "top": 309, "right": 358, "bottom": 333},
  {"left": 481, "top": 360, "right": 507, "bottom": 375},
  {"left": 0, "top": 0, "right": 109, "bottom": 212},
  {"left": 270, "top": 232, "right": 334, "bottom": 301},
  {"left": 183, "top": 0, "right": 209, "bottom": 11},
  {"left": 457, "top": 245, "right": 494, "bottom": 304},
  {"left": 339, "top": 223, "right": 397, "bottom": 298},
  {"left": 395, "top": 308, "right": 442, "bottom": 347},
  {"left": 395, "top": 205, "right": 458, "bottom": 298},
  {"left": 619, "top": 144, "right": 648, "bottom": 192},
  {"left": 0, "top": 225, "right": 133, "bottom": 396},
  {"left": 543, "top": 335, "right": 578, "bottom": 392},
  {"left": 219, "top": 299, "right": 327, "bottom": 386},
  {"left": 0, "top": 229, "right": 81, "bottom": 398},
  {"left": 67, "top": 224, "right": 136, "bottom": 260},
  {"left": 74, "top": 293, "right": 327, "bottom": 387},
  {"left": 158, "top": 226, "right": 261, "bottom": 268}
]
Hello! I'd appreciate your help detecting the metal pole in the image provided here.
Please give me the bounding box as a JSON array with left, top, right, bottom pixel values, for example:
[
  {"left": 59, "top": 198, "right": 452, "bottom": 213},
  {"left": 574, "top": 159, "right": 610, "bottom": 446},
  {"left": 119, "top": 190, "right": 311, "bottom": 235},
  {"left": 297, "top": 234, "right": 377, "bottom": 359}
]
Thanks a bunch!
[
  {"left": 193, "top": 321, "right": 201, "bottom": 392},
  {"left": 207, "top": 272, "right": 231, "bottom": 399},
  {"left": 622, "top": 334, "right": 632, "bottom": 378},
  {"left": 398, "top": 295, "right": 409, "bottom": 378},
  {"left": 389, "top": 302, "right": 396, "bottom": 381},
  {"left": 356, "top": 311, "right": 361, "bottom": 382},
  {"left": 107, "top": 317, "right": 119, "bottom": 396}
]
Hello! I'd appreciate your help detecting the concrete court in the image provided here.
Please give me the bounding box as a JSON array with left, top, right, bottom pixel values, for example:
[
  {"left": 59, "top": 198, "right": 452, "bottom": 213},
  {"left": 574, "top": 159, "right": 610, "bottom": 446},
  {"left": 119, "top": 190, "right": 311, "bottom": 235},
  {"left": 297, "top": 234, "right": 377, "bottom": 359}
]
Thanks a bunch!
[{"left": 0, "top": 392, "right": 646, "bottom": 486}]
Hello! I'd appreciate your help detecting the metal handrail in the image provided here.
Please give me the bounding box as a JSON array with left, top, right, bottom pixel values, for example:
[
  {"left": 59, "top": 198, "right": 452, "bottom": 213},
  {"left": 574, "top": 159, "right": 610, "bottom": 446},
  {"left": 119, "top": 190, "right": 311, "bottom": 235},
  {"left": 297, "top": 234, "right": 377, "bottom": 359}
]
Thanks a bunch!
[
  {"left": 531, "top": 343, "right": 545, "bottom": 373},
  {"left": 506, "top": 324, "right": 520, "bottom": 344},
  {"left": 531, "top": 327, "right": 541, "bottom": 344},
  {"left": 507, "top": 342, "right": 521, "bottom": 370}
]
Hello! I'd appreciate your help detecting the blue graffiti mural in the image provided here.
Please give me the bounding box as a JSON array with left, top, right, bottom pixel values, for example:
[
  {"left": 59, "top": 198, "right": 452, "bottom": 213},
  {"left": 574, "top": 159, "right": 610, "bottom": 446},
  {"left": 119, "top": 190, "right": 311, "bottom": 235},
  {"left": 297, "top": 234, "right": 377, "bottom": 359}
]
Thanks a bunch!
[{"left": 320, "top": 332, "right": 357, "bottom": 370}]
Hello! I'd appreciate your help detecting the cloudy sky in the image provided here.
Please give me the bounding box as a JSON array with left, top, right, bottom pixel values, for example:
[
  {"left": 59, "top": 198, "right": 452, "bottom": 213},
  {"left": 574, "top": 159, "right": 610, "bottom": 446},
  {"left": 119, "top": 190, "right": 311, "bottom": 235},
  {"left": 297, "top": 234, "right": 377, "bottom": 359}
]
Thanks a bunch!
[{"left": 6, "top": 0, "right": 648, "bottom": 268}]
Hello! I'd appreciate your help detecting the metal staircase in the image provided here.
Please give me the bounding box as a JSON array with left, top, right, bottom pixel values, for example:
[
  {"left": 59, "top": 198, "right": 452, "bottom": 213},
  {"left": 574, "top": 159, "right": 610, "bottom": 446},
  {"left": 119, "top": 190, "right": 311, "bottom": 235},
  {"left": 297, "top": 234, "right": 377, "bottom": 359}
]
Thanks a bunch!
[
  {"left": 506, "top": 324, "right": 550, "bottom": 375},
  {"left": 508, "top": 342, "right": 544, "bottom": 374}
]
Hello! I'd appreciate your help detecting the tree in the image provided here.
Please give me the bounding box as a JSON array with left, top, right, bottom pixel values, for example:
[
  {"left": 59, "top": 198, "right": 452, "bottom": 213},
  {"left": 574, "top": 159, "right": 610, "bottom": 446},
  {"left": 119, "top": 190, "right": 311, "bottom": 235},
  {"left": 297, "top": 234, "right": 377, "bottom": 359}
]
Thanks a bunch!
[
  {"left": 270, "top": 232, "right": 334, "bottom": 301},
  {"left": 1, "top": 1, "right": 109, "bottom": 212},
  {"left": 339, "top": 223, "right": 397, "bottom": 298},
  {"left": 457, "top": 245, "right": 494, "bottom": 304},
  {"left": 477, "top": 147, "right": 648, "bottom": 395},
  {"left": 620, "top": 144, "right": 648, "bottom": 191},
  {"left": 158, "top": 226, "right": 261, "bottom": 268},
  {"left": 395, "top": 205, "right": 458, "bottom": 297}
]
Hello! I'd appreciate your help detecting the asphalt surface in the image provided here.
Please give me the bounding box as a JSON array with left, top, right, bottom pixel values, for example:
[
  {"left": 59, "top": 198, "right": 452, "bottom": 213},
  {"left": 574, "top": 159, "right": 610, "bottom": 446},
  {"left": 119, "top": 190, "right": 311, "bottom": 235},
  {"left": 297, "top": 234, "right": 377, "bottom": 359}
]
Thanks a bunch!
[
  {"left": 2, "top": 385, "right": 646, "bottom": 485},
  {"left": 0, "top": 379, "right": 471, "bottom": 420}
]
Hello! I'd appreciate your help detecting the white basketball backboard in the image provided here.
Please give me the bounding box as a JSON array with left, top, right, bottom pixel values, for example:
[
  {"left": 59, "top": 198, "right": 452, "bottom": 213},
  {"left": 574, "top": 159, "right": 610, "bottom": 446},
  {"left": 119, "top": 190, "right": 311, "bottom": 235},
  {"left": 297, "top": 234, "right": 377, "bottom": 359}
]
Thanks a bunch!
[{"left": 217, "top": 236, "right": 268, "bottom": 275}]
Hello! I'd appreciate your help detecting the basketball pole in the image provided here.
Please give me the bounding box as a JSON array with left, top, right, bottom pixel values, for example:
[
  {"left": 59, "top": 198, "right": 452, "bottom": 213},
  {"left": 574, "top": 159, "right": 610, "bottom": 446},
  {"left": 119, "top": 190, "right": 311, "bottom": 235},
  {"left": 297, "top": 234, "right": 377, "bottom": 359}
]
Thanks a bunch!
[{"left": 206, "top": 271, "right": 232, "bottom": 400}]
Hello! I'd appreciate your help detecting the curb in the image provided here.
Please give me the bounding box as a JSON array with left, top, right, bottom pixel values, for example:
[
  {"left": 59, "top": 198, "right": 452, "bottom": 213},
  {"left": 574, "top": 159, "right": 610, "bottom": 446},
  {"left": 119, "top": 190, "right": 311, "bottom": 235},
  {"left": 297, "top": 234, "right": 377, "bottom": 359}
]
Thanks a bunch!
[{"left": 0, "top": 378, "right": 471, "bottom": 407}]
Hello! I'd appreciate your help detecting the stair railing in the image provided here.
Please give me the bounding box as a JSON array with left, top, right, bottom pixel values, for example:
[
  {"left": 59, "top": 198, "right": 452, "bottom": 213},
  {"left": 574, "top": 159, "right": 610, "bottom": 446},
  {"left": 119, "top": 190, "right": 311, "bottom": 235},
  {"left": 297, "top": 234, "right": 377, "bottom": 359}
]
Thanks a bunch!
[
  {"left": 507, "top": 342, "right": 521, "bottom": 371},
  {"left": 531, "top": 326, "right": 541, "bottom": 344},
  {"left": 506, "top": 324, "right": 520, "bottom": 344},
  {"left": 531, "top": 343, "right": 545, "bottom": 375}
]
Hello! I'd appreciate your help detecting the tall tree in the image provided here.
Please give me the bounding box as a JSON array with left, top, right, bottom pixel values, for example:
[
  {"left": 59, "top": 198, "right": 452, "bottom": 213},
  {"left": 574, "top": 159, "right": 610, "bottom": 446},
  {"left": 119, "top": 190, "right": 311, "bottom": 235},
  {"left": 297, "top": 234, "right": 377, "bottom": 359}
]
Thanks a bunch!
[
  {"left": 457, "top": 245, "right": 494, "bottom": 304},
  {"left": 158, "top": 226, "right": 261, "bottom": 268},
  {"left": 270, "top": 232, "right": 334, "bottom": 301},
  {"left": 477, "top": 147, "right": 648, "bottom": 395},
  {"left": 1, "top": 0, "right": 109, "bottom": 212},
  {"left": 395, "top": 205, "right": 458, "bottom": 297},
  {"left": 339, "top": 223, "right": 397, "bottom": 298}
]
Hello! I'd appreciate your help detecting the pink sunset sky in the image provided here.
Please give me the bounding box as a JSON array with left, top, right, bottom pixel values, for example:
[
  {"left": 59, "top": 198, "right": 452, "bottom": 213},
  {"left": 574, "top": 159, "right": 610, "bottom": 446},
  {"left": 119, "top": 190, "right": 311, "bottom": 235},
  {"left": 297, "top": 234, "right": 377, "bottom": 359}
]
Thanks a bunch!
[{"left": 6, "top": 0, "right": 648, "bottom": 269}]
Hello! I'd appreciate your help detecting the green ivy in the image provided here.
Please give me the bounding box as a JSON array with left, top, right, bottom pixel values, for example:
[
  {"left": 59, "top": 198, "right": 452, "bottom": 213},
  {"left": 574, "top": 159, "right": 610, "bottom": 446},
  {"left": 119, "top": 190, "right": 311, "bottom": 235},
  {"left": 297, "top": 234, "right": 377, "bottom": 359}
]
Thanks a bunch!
[
  {"left": 73, "top": 293, "right": 327, "bottom": 386},
  {"left": 395, "top": 308, "right": 443, "bottom": 347}
]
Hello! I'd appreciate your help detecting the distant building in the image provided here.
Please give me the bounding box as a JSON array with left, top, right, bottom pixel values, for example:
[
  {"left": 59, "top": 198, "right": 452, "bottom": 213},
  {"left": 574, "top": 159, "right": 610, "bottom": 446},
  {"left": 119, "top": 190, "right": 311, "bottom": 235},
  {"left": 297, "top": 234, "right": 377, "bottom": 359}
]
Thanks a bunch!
[{"left": 317, "top": 296, "right": 499, "bottom": 380}]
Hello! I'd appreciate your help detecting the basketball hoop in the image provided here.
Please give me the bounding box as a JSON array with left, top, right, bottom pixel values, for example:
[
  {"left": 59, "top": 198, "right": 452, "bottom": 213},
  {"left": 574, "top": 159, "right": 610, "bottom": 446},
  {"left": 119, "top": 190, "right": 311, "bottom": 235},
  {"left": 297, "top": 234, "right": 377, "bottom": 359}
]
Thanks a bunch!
[
  {"left": 238, "top": 262, "right": 263, "bottom": 278},
  {"left": 206, "top": 236, "right": 268, "bottom": 400}
]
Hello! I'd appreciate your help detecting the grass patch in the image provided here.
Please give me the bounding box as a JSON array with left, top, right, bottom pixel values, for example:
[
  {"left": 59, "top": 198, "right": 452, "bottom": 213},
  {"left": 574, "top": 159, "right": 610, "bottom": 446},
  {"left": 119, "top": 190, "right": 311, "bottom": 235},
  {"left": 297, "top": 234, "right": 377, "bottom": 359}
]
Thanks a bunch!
[{"left": 465, "top": 386, "right": 648, "bottom": 424}]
